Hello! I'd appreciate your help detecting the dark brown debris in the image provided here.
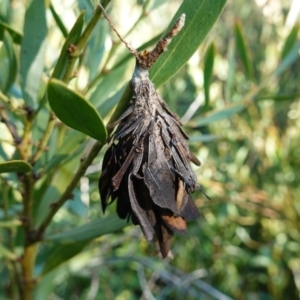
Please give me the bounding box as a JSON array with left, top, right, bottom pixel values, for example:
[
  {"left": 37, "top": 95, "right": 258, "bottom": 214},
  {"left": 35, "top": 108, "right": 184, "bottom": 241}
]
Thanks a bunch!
[{"left": 98, "top": 10, "right": 201, "bottom": 258}]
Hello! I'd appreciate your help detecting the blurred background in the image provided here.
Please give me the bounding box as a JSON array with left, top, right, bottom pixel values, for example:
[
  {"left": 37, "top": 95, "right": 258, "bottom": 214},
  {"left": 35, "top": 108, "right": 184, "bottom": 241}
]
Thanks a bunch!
[{"left": 1, "top": 0, "right": 300, "bottom": 299}]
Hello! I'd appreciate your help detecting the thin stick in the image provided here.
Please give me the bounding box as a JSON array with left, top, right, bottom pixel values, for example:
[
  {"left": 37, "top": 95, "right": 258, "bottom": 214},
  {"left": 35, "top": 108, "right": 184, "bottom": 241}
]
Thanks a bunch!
[{"left": 98, "top": 3, "right": 139, "bottom": 58}]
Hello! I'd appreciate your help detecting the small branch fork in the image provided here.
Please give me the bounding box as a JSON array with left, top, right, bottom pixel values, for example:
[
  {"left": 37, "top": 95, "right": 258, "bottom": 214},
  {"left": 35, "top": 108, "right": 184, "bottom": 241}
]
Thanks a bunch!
[{"left": 98, "top": 3, "right": 185, "bottom": 68}]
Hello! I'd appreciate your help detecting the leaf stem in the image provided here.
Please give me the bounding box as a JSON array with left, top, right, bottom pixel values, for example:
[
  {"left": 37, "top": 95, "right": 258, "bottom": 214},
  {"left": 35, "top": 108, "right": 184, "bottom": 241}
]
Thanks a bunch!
[
  {"left": 30, "top": 112, "right": 56, "bottom": 165},
  {"left": 20, "top": 116, "right": 33, "bottom": 160},
  {"left": 20, "top": 170, "right": 35, "bottom": 299},
  {"left": 2, "top": 179, "right": 23, "bottom": 298}
]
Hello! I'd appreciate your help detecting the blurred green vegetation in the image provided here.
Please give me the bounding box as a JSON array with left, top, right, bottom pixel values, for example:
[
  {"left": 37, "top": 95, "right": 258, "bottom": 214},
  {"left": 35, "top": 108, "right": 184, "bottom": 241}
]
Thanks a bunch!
[{"left": 1, "top": 0, "right": 300, "bottom": 299}]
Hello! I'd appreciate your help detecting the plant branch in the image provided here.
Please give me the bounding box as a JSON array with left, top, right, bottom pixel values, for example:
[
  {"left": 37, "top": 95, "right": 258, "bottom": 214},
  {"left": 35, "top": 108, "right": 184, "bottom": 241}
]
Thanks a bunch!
[
  {"left": 2, "top": 179, "right": 23, "bottom": 299},
  {"left": 34, "top": 140, "right": 104, "bottom": 240},
  {"left": 0, "top": 106, "right": 22, "bottom": 147},
  {"left": 20, "top": 115, "right": 33, "bottom": 160},
  {"left": 30, "top": 112, "right": 56, "bottom": 165},
  {"left": 34, "top": 80, "right": 133, "bottom": 241},
  {"left": 63, "top": 0, "right": 111, "bottom": 82},
  {"left": 31, "top": 1, "right": 111, "bottom": 165}
]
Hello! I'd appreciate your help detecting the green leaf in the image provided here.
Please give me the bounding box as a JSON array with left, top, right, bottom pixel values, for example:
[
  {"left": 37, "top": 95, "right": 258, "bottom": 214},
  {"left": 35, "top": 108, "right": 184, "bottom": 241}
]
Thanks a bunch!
[
  {"left": 225, "top": 39, "right": 236, "bottom": 101},
  {"left": 52, "top": 10, "right": 85, "bottom": 80},
  {"left": 234, "top": 18, "right": 254, "bottom": 81},
  {"left": 0, "top": 30, "right": 17, "bottom": 93},
  {"left": 46, "top": 214, "right": 129, "bottom": 243},
  {"left": 275, "top": 41, "right": 300, "bottom": 76},
  {"left": 44, "top": 130, "right": 86, "bottom": 173},
  {"left": 281, "top": 24, "right": 299, "bottom": 60},
  {"left": 192, "top": 102, "right": 246, "bottom": 127},
  {"left": 189, "top": 134, "right": 222, "bottom": 143},
  {"left": 20, "top": 0, "right": 47, "bottom": 108},
  {"left": 34, "top": 159, "right": 77, "bottom": 225},
  {"left": 42, "top": 214, "right": 128, "bottom": 275},
  {"left": 257, "top": 92, "right": 300, "bottom": 102},
  {"left": 0, "top": 160, "right": 32, "bottom": 173},
  {"left": 98, "top": 85, "right": 126, "bottom": 118},
  {"left": 41, "top": 241, "right": 88, "bottom": 276},
  {"left": 47, "top": 79, "right": 107, "bottom": 142},
  {"left": 150, "top": 0, "right": 227, "bottom": 87},
  {"left": 203, "top": 42, "right": 215, "bottom": 109},
  {"left": 90, "top": 63, "right": 129, "bottom": 108},
  {"left": 0, "top": 20, "right": 22, "bottom": 44},
  {"left": 49, "top": 3, "right": 68, "bottom": 38}
]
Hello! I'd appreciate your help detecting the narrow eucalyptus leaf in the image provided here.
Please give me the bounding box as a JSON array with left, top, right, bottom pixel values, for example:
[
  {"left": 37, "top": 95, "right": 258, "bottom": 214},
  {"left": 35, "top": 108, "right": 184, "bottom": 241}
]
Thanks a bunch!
[
  {"left": 46, "top": 214, "right": 128, "bottom": 242},
  {"left": 0, "top": 20, "right": 22, "bottom": 44},
  {"left": 234, "top": 18, "right": 254, "bottom": 81},
  {"left": 275, "top": 41, "right": 300, "bottom": 76},
  {"left": 41, "top": 241, "right": 88, "bottom": 275},
  {"left": 192, "top": 103, "right": 246, "bottom": 127},
  {"left": 150, "top": 0, "right": 227, "bottom": 87},
  {"left": 204, "top": 42, "right": 215, "bottom": 108},
  {"left": 281, "top": 24, "right": 299, "bottom": 60}
]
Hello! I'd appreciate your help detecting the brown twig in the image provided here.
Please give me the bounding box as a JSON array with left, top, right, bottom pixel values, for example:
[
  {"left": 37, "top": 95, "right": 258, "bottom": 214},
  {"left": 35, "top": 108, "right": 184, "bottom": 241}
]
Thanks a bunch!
[{"left": 34, "top": 140, "right": 104, "bottom": 241}]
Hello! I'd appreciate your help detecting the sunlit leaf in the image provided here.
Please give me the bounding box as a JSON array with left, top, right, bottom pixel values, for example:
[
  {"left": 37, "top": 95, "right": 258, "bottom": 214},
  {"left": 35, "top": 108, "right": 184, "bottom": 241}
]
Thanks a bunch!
[{"left": 47, "top": 79, "right": 107, "bottom": 142}]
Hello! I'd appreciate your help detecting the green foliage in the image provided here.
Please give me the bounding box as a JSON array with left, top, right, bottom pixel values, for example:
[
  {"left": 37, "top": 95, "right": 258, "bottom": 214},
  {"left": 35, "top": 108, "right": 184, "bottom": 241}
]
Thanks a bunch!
[
  {"left": 47, "top": 79, "right": 107, "bottom": 142},
  {"left": 1, "top": 0, "right": 300, "bottom": 299},
  {"left": 0, "top": 160, "right": 32, "bottom": 173}
]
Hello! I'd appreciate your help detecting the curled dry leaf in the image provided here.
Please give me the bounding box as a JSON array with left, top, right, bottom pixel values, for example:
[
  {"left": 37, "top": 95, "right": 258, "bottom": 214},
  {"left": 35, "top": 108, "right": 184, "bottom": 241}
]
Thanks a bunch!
[{"left": 98, "top": 8, "right": 201, "bottom": 257}]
